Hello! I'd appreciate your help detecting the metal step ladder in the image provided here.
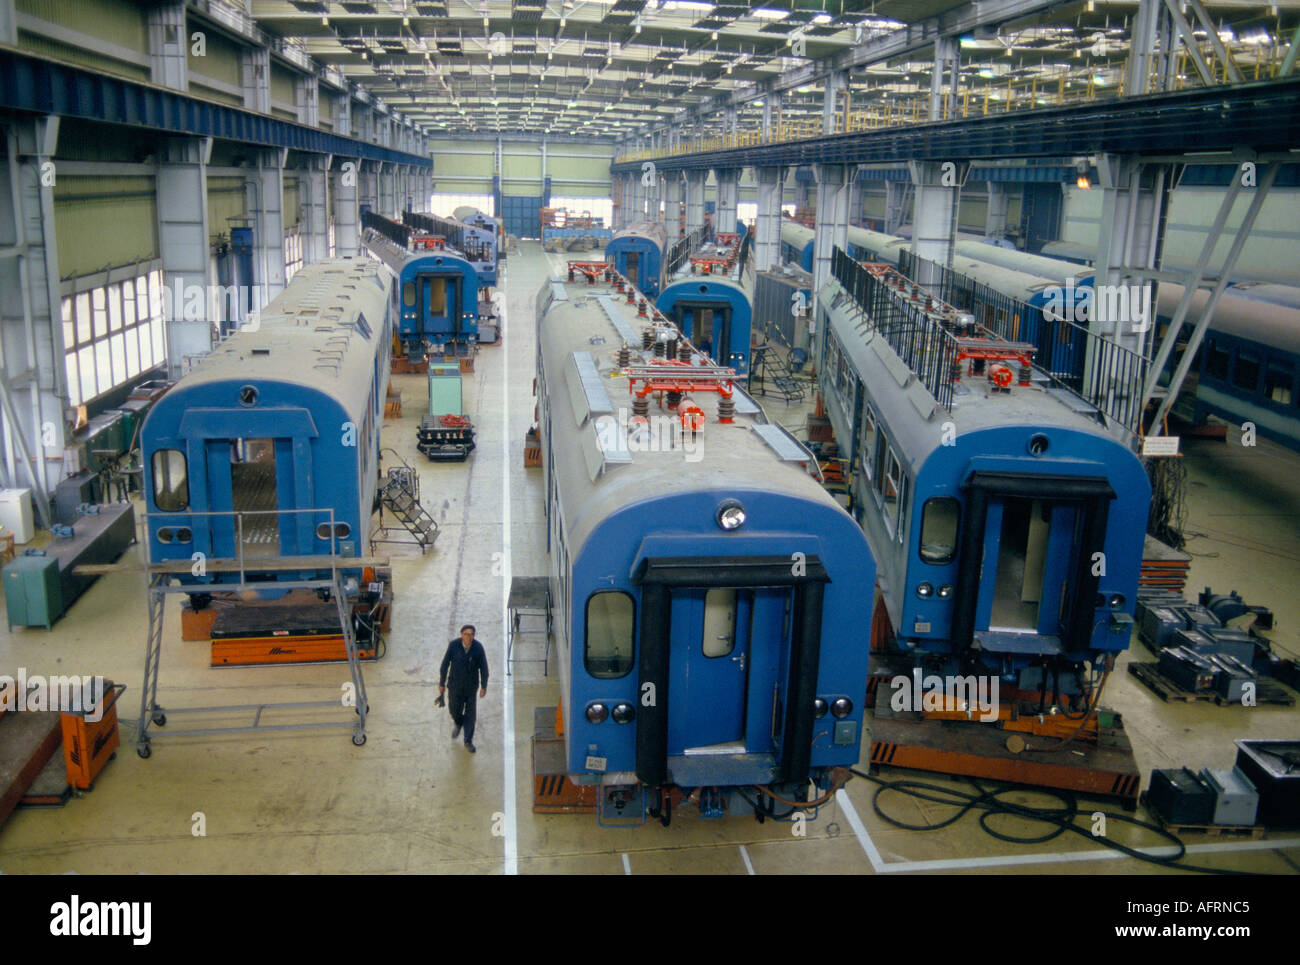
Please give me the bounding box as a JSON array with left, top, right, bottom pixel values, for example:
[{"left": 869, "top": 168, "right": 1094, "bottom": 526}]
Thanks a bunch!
[
  {"left": 750, "top": 344, "right": 806, "bottom": 404},
  {"left": 376, "top": 465, "right": 439, "bottom": 553}
]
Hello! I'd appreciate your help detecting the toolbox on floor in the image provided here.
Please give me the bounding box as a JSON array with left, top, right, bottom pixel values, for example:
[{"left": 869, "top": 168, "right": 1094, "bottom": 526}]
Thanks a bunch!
[
  {"left": 1199, "top": 767, "right": 1259, "bottom": 827},
  {"left": 1158, "top": 646, "right": 1217, "bottom": 692},
  {"left": 1147, "top": 767, "right": 1216, "bottom": 825},
  {"left": 61, "top": 681, "right": 124, "bottom": 791}
]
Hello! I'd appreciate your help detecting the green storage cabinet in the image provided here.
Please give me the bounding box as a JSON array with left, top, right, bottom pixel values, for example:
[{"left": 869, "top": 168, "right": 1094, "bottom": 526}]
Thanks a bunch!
[
  {"left": 4, "top": 555, "right": 63, "bottom": 631},
  {"left": 427, "top": 362, "right": 464, "bottom": 418}
]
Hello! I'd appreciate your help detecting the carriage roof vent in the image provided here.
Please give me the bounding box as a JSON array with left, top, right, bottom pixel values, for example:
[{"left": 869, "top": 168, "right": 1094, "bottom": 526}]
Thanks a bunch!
[
  {"left": 596, "top": 293, "right": 641, "bottom": 345},
  {"left": 565, "top": 351, "right": 614, "bottom": 427},
  {"left": 753, "top": 423, "right": 813, "bottom": 463}
]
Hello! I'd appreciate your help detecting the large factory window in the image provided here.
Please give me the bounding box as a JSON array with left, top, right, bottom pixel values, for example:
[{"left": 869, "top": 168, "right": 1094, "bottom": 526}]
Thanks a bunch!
[
  {"left": 920, "top": 498, "right": 960, "bottom": 564},
  {"left": 152, "top": 449, "right": 189, "bottom": 512},
  {"left": 62, "top": 268, "right": 167, "bottom": 408},
  {"left": 284, "top": 229, "right": 304, "bottom": 282},
  {"left": 585, "top": 591, "right": 635, "bottom": 679}
]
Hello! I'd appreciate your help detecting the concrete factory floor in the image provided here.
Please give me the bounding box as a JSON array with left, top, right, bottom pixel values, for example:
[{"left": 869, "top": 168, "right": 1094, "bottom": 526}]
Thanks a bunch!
[{"left": 0, "top": 243, "right": 1297, "bottom": 875}]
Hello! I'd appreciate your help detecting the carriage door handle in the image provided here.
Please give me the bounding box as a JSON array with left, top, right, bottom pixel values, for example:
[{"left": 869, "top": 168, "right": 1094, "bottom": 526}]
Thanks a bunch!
[{"left": 732, "top": 652, "right": 746, "bottom": 671}]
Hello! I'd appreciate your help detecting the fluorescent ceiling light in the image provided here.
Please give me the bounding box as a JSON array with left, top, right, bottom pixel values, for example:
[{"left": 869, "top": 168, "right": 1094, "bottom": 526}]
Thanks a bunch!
[
  {"left": 752, "top": 8, "right": 790, "bottom": 20},
  {"left": 812, "top": 14, "right": 832, "bottom": 24}
]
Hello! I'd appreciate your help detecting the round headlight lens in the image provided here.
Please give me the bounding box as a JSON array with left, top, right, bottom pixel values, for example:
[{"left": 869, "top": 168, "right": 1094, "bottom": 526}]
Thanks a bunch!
[
  {"left": 716, "top": 498, "right": 746, "bottom": 531},
  {"left": 585, "top": 702, "right": 608, "bottom": 724},
  {"left": 611, "top": 703, "right": 635, "bottom": 724},
  {"left": 813, "top": 698, "right": 828, "bottom": 718},
  {"left": 831, "top": 698, "right": 853, "bottom": 719},
  {"left": 937, "top": 584, "right": 954, "bottom": 599},
  {"left": 1109, "top": 594, "right": 1125, "bottom": 609},
  {"left": 917, "top": 582, "right": 934, "bottom": 599}
]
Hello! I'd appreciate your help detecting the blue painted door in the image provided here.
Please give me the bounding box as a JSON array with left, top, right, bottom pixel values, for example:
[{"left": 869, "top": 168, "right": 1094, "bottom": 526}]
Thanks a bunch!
[
  {"left": 978, "top": 497, "right": 1078, "bottom": 636},
  {"left": 502, "top": 195, "right": 542, "bottom": 239}
]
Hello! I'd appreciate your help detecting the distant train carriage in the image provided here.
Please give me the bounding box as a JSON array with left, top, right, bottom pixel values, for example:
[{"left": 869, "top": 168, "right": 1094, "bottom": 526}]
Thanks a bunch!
[
  {"left": 817, "top": 252, "right": 1148, "bottom": 696},
  {"left": 364, "top": 212, "right": 482, "bottom": 355},
  {"left": 655, "top": 277, "right": 752, "bottom": 378},
  {"left": 402, "top": 209, "right": 498, "bottom": 290},
  {"left": 451, "top": 206, "right": 502, "bottom": 284},
  {"left": 780, "top": 220, "right": 815, "bottom": 272},
  {"left": 536, "top": 275, "right": 875, "bottom": 825},
  {"left": 141, "top": 258, "right": 392, "bottom": 586},
  {"left": 607, "top": 221, "right": 668, "bottom": 297}
]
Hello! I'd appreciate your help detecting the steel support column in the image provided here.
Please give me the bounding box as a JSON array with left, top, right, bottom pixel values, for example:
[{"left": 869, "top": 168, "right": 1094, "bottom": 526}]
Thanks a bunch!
[
  {"left": 331, "top": 157, "right": 360, "bottom": 257},
  {"left": 662, "top": 170, "right": 683, "bottom": 237},
  {"left": 299, "top": 155, "right": 330, "bottom": 266},
  {"left": 811, "top": 163, "right": 851, "bottom": 351},
  {"left": 244, "top": 148, "right": 286, "bottom": 310},
  {"left": 296, "top": 73, "right": 319, "bottom": 127},
  {"left": 884, "top": 179, "right": 909, "bottom": 234},
  {"left": 378, "top": 160, "right": 396, "bottom": 218},
  {"left": 714, "top": 167, "right": 739, "bottom": 235},
  {"left": 684, "top": 170, "right": 706, "bottom": 236},
  {"left": 157, "top": 136, "right": 213, "bottom": 378},
  {"left": 240, "top": 46, "right": 270, "bottom": 114},
  {"left": 0, "top": 0, "right": 14, "bottom": 46},
  {"left": 930, "top": 36, "right": 959, "bottom": 120},
  {"left": 823, "top": 72, "right": 846, "bottom": 134},
  {"left": 909, "top": 159, "right": 965, "bottom": 289},
  {"left": 985, "top": 181, "right": 1009, "bottom": 239},
  {"left": 147, "top": 2, "right": 188, "bottom": 92}
]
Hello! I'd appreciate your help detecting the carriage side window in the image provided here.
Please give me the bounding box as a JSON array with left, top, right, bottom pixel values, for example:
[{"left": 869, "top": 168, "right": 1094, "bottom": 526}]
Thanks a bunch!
[
  {"left": 858, "top": 405, "right": 877, "bottom": 479},
  {"left": 873, "top": 429, "right": 890, "bottom": 499},
  {"left": 883, "top": 448, "right": 903, "bottom": 533},
  {"left": 1233, "top": 351, "right": 1261, "bottom": 392},
  {"left": 402, "top": 282, "right": 416, "bottom": 308},
  {"left": 920, "top": 497, "right": 960, "bottom": 564},
  {"left": 1265, "top": 359, "right": 1294, "bottom": 405},
  {"left": 585, "top": 591, "right": 635, "bottom": 679},
  {"left": 1205, "top": 340, "right": 1231, "bottom": 380},
  {"left": 152, "top": 449, "right": 189, "bottom": 512}
]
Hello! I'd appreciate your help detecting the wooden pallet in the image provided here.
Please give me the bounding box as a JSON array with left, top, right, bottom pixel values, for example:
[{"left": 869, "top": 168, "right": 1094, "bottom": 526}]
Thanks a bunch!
[
  {"left": 1215, "top": 676, "right": 1296, "bottom": 707},
  {"left": 1128, "top": 662, "right": 1218, "bottom": 702},
  {"left": 1139, "top": 793, "right": 1265, "bottom": 838}
]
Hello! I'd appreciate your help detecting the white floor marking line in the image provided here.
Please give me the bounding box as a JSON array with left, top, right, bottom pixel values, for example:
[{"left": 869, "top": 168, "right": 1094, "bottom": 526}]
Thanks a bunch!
[
  {"left": 837, "top": 789, "right": 1300, "bottom": 873},
  {"left": 622, "top": 853, "right": 632, "bottom": 875},
  {"left": 739, "top": 845, "right": 755, "bottom": 875},
  {"left": 500, "top": 270, "right": 518, "bottom": 877}
]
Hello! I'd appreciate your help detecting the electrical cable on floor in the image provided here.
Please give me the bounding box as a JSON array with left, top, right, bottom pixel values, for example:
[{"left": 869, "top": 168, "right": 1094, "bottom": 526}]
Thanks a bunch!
[{"left": 848, "top": 767, "right": 1257, "bottom": 875}]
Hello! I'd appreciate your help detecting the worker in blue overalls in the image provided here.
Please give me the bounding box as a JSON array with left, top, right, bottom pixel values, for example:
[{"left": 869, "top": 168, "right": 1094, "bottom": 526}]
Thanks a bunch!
[{"left": 439, "top": 624, "right": 489, "bottom": 754}]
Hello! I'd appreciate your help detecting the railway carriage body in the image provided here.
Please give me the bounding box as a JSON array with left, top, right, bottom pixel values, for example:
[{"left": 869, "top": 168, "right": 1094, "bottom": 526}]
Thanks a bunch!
[
  {"left": 655, "top": 277, "right": 752, "bottom": 378},
  {"left": 364, "top": 226, "right": 481, "bottom": 355},
  {"left": 817, "top": 257, "right": 1148, "bottom": 693},
  {"left": 536, "top": 277, "right": 875, "bottom": 822},
  {"left": 780, "top": 220, "right": 815, "bottom": 272},
  {"left": 141, "top": 258, "right": 392, "bottom": 585},
  {"left": 606, "top": 221, "right": 668, "bottom": 298}
]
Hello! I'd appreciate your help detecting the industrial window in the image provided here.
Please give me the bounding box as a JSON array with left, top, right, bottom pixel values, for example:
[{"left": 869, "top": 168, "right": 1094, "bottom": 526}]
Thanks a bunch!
[
  {"left": 1265, "top": 359, "right": 1294, "bottom": 405},
  {"left": 1205, "top": 340, "right": 1231, "bottom": 381},
  {"left": 151, "top": 449, "right": 189, "bottom": 512},
  {"left": 1233, "top": 350, "right": 1261, "bottom": 392},
  {"left": 61, "top": 267, "right": 167, "bottom": 408},
  {"left": 552, "top": 196, "right": 613, "bottom": 229},
  {"left": 920, "top": 497, "right": 960, "bottom": 564},
  {"left": 328, "top": 218, "right": 337, "bottom": 258},
  {"left": 858, "top": 405, "right": 877, "bottom": 479},
  {"left": 585, "top": 591, "right": 634, "bottom": 679},
  {"left": 402, "top": 282, "right": 416, "bottom": 307},
  {"left": 429, "top": 193, "right": 495, "bottom": 219},
  {"left": 284, "top": 228, "right": 304, "bottom": 282}
]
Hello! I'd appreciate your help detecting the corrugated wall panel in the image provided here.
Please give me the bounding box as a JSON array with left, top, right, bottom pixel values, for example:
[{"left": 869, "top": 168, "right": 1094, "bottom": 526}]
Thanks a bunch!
[
  {"left": 188, "top": 28, "right": 241, "bottom": 88},
  {"left": 501, "top": 148, "right": 541, "bottom": 181},
  {"left": 435, "top": 149, "right": 495, "bottom": 179},
  {"left": 434, "top": 179, "right": 493, "bottom": 194},
  {"left": 55, "top": 176, "right": 157, "bottom": 277},
  {"left": 18, "top": 0, "right": 147, "bottom": 52},
  {"left": 270, "top": 64, "right": 296, "bottom": 107},
  {"left": 16, "top": 32, "right": 149, "bottom": 81}
]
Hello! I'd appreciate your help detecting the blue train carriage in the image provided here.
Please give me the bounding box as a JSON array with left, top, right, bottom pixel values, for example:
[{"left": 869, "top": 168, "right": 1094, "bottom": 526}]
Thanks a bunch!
[
  {"left": 606, "top": 221, "right": 667, "bottom": 297},
  {"left": 364, "top": 223, "right": 481, "bottom": 357},
  {"left": 535, "top": 277, "right": 875, "bottom": 824},
  {"left": 655, "top": 277, "right": 752, "bottom": 379},
  {"left": 816, "top": 256, "right": 1148, "bottom": 697},
  {"left": 141, "top": 258, "right": 392, "bottom": 585},
  {"left": 780, "top": 219, "right": 815, "bottom": 272},
  {"left": 452, "top": 206, "right": 501, "bottom": 285},
  {"left": 1158, "top": 281, "right": 1300, "bottom": 451}
]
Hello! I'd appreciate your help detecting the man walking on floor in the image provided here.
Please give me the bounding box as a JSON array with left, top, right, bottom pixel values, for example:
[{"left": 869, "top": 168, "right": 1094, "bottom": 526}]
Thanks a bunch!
[{"left": 439, "top": 624, "right": 489, "bottom": 753}]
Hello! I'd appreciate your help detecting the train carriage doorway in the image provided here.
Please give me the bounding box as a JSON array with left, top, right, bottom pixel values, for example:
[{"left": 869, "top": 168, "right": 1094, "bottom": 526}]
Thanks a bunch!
[
  {"left": 670, "top": 301, "right": 732, "bottom": 366},
  {"left": 667, "top": 587, "right": 751, "bottom": 751},
  {"left": 228, "top": 438, "right": 280, "bottom": 558}
]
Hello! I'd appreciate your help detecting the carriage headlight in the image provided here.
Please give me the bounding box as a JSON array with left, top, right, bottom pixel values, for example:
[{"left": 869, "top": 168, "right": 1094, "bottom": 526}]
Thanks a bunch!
[
  {"left": 916, "top": 582, "right": 934, "bottom": 598},
  {"left": 1109, "top": 594, "right": 1126, "bottom": 609},
  {"left": 831, "top": 698, "right": 853, "bottom": 719},
  {"left": 612, "top": 703, "right": 635, "bottom": 724},
  {"left": 813, "top": 698, "right": 828, "bottom": 718},
  {"left": 715, "top": 498, "right": 746, "bottom": 531},
  {"left": 585, "top": 702, "right": 609, "bottom": 724},
  {"left": 937, "top": 584, "right": 954, "bottom": 599}
]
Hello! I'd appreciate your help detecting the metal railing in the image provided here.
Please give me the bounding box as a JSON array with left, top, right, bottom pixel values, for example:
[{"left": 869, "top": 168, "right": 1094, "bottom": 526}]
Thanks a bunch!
[
  {"left": 898, "top": 249, "right": 1148, "bottom": 434},
  {"left": 665, "top": 226, "right": 706, "bottom": 277},
  {"left": 362, "top": 209, "right": 410, "bottom": 248},
  {"left": 831, "top": 248, "right": 959, "bottom": 410}
]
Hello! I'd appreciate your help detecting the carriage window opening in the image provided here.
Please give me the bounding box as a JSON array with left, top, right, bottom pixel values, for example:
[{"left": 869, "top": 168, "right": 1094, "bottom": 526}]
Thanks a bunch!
[
  {"left": 1265, "top": 359, "right": 1293, "bottom": 405},
  {"left": 1233, "top": 351, "right": 1261, "bottom": 392},
  {"left": 920, "top": 497, "right": 960, "bottom": 564},
  {"left": 402, "top": 282, "right": 416, "bottom": 308},
  {"left": 702, "top": 588, "right": 738, "bottom": 658},
  {"left": 859, "top": 406, "right": 877, "bottom": 479},
  {"left": 883, "top": 448, "right": 902, "bottom": 534},
  {"left": 873, "top": 430, "right": 890, "bottom": 498},
  {"left": 585, "top": 591, "right": 634, "bottom": 679},
  {"left": 152, "top": 449, "right": 189, "bottom": 511},
  {"left": 897, "top": 474, "right": 910, "bottom": 544},
  {"left": 1205, "top": 340, "right": 1231, "bottom": 380}
]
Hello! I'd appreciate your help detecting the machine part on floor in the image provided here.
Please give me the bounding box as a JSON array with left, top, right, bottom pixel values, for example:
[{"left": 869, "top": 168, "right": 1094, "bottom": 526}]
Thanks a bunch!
[
  {"left": 1234, "top": 740, "right": 1300, "bottom": 829},
  {"left": 3, "top": 502, "right": 135, "bottom": 630},
  {"left": 417, "top": 361, "right": 477, "bottom": 461},
  {"left": 208, "top": 604, "right": 382, "bottom": 666},
  {"left": 1158, "top": 646, "right": 1219, "bottom": 693},
  {"left": 1147, "top": 768, "right": 1217, "bottom": 825},
  {"left": 1200, "top": 587, "right": 1274, "bottom": 631},
  {"left": 61, "top": 682, "right": 124, "bottom": 791},
  {"left": 132, "top": 563, "right": 372, "bottom": 758},
  {"left": 1199, "top": 768, "right": 1260, "bottom": 827},
  {"left": 0, "top": 710, "right": 64, "bottom": 828}
]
